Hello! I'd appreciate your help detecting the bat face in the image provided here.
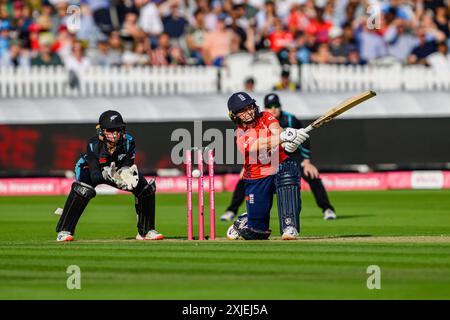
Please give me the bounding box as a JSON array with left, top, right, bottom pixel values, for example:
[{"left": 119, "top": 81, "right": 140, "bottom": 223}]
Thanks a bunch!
[{"left": 312, "top": 91, "right": 376, "bottom": 129}]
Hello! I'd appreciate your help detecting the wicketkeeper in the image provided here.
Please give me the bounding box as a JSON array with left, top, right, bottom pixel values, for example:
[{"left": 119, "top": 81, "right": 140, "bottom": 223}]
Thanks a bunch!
[
  {"left": 55, "top": 110, "right": 164, "bottom": 242},
  {"left": 221, "top": 93, "right": 336, "bottom": 222},
  {"left": 226, "top": 92, "right": 309, "bottom": 240}
]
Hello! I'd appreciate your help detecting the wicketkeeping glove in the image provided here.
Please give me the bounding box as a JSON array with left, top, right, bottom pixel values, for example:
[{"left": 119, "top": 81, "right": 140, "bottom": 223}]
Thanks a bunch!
[
  {"left": 102, "top": 162, "right": 119, "bottom": 182},
  {"left": 117, "top": 165, "right": 139, "bottom": 191}
]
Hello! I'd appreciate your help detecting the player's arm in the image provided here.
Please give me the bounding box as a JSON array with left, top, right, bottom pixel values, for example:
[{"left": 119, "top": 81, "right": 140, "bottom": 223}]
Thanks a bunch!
[
  {"left": 247, "top": 122, "right": 284, "bottom": 152},
  {"left": 86, "top": 143, "right": 107, "bottom": 185},
  {"left": 121, "top": 136, "right": 136, "bottom": 167}
]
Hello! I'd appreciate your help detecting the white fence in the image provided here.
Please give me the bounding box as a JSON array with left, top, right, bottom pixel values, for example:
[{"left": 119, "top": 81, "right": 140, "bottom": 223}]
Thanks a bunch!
[
  {"left": 0, "top": 65, "right": 218, "bottom": 98},
  {"left": 299, "top": 64, "right": 450, "bottom": 92},
  {"left": 0, "top": 63, "right": 449, "bottom": 98}
]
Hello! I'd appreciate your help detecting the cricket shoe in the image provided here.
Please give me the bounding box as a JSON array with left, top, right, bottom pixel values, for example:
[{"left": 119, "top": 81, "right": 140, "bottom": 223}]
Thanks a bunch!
[
  {"left": 226, "top": 225, "right": 240, "bottom": 240},
  {"left": 136, "top": 229, "right": 164, "bottom": 240},
  {"left": 56, "top": 231, "right": 74, "bottom": 242},
  {"left": 323, "top": 209, "right": 337, "bottom": 220},
  {"left": 226, "top": 212, "right": 248, "bottom": 240},
  {"left": 281, "top": 226, "right": 298, "bottom": 240},
  {"left": 220, "top": 210, "right": 236, "bottom": 222}
]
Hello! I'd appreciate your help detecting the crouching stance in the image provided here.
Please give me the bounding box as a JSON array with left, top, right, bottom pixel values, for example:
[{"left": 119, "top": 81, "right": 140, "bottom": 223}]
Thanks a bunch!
[
  {"left": 226, "top": 92, "right": 309, "bottom": 240},
  {"left": 56, "top": 110, "right": 164, "bottom": 242}
]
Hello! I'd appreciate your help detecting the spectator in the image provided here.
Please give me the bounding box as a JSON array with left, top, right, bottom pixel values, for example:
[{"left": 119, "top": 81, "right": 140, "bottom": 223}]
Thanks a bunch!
[
  {"left": 138, "top": 0, "right": 163, "bottom": 36},
  {"left": 311, "top": 43, "right": 335, "bottom": 64},
  {"left": 186, "top": 9, "right": 207, "bottom": 65},
  {"left": 256, "top": 0, "right": 277, "bottom": 38},
  {"left": 0, "top": 20, "right": 10, "bottom": 58},
  {"left": 31, "top": 35, "right": 63, "bottom": 66},
  {"left": 434, "top": 6, "right": 450, "bottom": 39},
  {"left": 384, "top": 19, "right": 419, "bottom": 62},
  {"left": 120, "top": 12, "right": 145, "bottom": 48},
  {"left": 408, "top": 28, "right": 438, "bottom": 65},
  {"left": 268, "top": 17, "right": 294, "bottom": 54},
  {"left": 151, "top": 32, "right": 186, "bottom": 66},
  {"left": 356, "top": 15, "right": 388, "bottom": 62},
  {"left": 64, "top": 40, "right": 91, "bottom": 75},
  {"left": 203, "top": 14, "right": 236, "bottom": 66},
  {"left": 85, "top": 0, "right": 115, "bottom": 34},
  {"left": 273, "top": 69, "right": 298, "bottom": 91},
  {"left": 0, "top": 40, "right": 30, "bottom": 67},
  {"left": 108, "top": 31, "right": 124, "bottom": 65},
  {"left": 426, "top": 41, "right": 450, "bottom": 71},
  {"left": 244, "top": 76, "right": 255, "bottom": 91},
  {"left": 162, "top": 0, "right": 188, "bottom": 40},
  {"left": 90, "top": 39, "right": 121, "bottom": 67},
  {"left": 305, "top": 6, "right": 333, "bottom": 44},
  {"left": 346, "top": 45, "right": 366, "bottom": 65},
  {"left": 122, "top": 41, "right": 150, "bottom": 67},
  {"left": 329, "top": 26, "right": 350, "bottom": 64}
]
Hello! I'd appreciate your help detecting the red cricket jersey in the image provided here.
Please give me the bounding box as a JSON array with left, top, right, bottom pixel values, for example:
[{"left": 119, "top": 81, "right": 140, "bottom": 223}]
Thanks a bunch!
[{"left": 236, "top": 112, "right": 289, "bottom": 180}]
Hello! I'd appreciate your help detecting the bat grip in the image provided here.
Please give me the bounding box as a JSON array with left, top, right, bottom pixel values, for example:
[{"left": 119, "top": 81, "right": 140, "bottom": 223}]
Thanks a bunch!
[{"left": 304, "top": 125, "right": 314, "bottom": 133}]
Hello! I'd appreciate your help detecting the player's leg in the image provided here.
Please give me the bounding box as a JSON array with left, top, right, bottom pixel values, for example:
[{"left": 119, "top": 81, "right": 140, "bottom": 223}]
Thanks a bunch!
[
  {"left": 228, "top": 176, "right": 273, "bottom": 240},
  {"left": 56, "top": 160, "right": 96, "bottom": 241},
  {"left": 301, "top": 166, "right": 336, "bottom": 220},
  {"left": 133, "top": 175, "right": 163, "bottom": 240},
  {"left": 275, "top": 159, "right": 301, "bottom": 240},
  {"left": 220, "top": 179, "right": 245, "bottom": 221}
]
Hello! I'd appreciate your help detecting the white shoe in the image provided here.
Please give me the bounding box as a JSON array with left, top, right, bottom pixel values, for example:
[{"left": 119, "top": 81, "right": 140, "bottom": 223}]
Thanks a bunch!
[
  {"left": 220, "top": 210, "right": 236, "bottom": 221},
  {"left": 136, "top": 229, "right": 164, "bottom": 240},
  {"left": 226, "top": 225, "right": 240, "bottom": 240},
  {"left": 323, "top": 209, "right": 337, "bottom": 220},
  {"left": 281, "top": 226, "right": 298, "bottom": 240},
  {"left": 56, "top": 231, "right": 74, "bottom": 242}
]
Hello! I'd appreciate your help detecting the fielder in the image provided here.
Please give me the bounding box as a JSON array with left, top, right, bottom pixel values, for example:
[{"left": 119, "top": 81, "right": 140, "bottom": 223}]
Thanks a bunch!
[
  {"left": 55, "top": 110, "right": 164, "bottom": 242},
  {"left": 226, "top": 92, "right": 309, "bottom": 240},
  {"left": 221, "top": 93, "right": 336, "bottom": 222}
]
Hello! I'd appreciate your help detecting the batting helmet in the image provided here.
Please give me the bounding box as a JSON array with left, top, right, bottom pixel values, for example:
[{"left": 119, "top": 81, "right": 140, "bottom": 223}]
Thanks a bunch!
[{"left": 227, "top": 92, "right": 259, "bottom": 124}]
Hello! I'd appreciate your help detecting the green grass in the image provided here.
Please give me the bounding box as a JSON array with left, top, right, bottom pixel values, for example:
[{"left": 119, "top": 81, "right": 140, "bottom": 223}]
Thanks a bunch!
[{"left": 0, "top": 190, "right": 450, "bottom": 299}]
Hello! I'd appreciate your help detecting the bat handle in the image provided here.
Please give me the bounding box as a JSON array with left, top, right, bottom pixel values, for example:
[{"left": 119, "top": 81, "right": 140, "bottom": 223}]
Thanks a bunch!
[{"left": 303, "top": 125, "right": 314, "bottom": 133}]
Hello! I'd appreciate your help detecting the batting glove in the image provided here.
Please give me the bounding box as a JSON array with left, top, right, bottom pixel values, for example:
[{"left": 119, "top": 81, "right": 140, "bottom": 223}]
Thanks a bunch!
[{"left": 282, "top": 142, "right": 299, "bottom": 153}]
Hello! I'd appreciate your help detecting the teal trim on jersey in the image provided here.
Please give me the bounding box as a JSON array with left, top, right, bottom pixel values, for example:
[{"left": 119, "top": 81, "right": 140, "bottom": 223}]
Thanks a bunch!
[
  {"left": 74, "top": 156, "right": 86, "bottom": 180},
  {"left": 281, "top": 111, "right": 294, "bottom": 128},
  {"left": 89, "top": 143, "right": 93, "bottom": 152},
  {"left": 125, "top": 134, "right": 133, "bottom": 152}
]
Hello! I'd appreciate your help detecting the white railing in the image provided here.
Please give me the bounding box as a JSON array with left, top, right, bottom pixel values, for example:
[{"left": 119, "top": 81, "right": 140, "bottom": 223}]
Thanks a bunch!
[
  {"left": 1, "top": 63, "right": 450, "bottom": 98},
  {"left": 299, "top": 63, "right": 450, "bottom": 92},
  {"left": 0, "top": 65, "right": 219, "bottom": 98}
]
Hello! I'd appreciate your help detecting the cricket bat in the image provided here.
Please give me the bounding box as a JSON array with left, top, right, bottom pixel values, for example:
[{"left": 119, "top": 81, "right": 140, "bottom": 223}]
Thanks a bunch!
[{"left": 304, "top": 91, "right": 376, "bottom": 133}]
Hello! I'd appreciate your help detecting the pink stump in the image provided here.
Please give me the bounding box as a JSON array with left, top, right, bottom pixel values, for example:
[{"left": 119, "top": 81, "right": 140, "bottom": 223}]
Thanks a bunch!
[
  {"left": 197, "top": 149, "right": 204, "bottom": 240},
  {"left": 186, "top": 150, "right": 193, "bottom": 240},
  {"left": 208, "top": 149, "right": 216, "bottom": 240}
]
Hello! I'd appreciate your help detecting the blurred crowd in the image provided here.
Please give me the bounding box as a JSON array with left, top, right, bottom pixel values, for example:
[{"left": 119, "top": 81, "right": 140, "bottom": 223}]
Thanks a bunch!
[{"left": 1, "top": 0, "right": 450, "bottom": 74}]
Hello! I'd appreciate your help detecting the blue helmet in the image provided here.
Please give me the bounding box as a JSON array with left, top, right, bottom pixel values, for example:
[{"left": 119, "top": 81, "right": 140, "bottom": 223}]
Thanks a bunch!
[{"left": 227, "top": 92, "right": 260, "bottom": 124}]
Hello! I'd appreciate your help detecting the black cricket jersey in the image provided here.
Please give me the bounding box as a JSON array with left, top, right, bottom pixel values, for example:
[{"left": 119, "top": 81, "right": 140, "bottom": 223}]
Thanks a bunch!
[
  {"left": 277, "top": 111, "right": 312, "bottom": 162},
  {"left": 75, "top": 134, "right": 136, "bottom": 185}
]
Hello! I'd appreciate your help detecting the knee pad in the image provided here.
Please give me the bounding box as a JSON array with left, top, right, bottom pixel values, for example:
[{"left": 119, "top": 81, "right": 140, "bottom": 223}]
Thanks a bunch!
[
  {"left": 135, "top": 179, "right": 156, "bottom": 236},
  {"left": 275, "top": 160, "right": 301, "bottom": 234},
  {"left": 56, "top": 181, "right": 96, "bottom": 234}
]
